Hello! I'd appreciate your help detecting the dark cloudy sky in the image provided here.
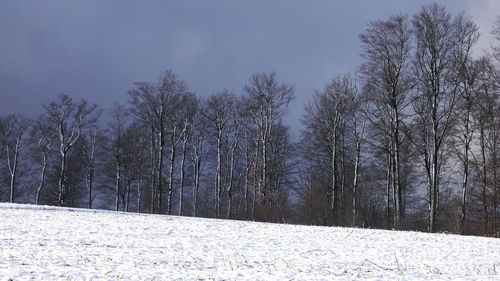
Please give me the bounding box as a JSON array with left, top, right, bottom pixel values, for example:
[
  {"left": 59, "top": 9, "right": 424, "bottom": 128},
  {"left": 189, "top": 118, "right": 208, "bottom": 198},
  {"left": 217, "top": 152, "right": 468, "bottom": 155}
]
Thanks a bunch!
[{"left": 1, "top": 0, "right": 498, "bottom": 133}]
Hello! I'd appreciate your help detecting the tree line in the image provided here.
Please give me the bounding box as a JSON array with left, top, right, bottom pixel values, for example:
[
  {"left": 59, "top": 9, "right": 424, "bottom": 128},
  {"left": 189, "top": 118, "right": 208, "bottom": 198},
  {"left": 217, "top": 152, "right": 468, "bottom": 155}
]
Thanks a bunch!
[{"left": 1, "top": 4, "right": 499, "bottom": 236}]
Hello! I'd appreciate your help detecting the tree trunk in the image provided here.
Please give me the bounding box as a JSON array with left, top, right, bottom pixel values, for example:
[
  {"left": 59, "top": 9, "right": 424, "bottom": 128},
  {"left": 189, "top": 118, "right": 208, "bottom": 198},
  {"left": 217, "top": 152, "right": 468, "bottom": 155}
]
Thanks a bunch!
[
  {"left": 480, "top": 127, "right": 489, "bottom": 234},
  {"left": 215, "top": 132, "right": 222, "bottom": 218},
  {"left": 115, "top": 158, "right": 121, "bottom": 211},
  {"left": 167, "top": 140, "right": 176, "bottom": 215},
  {"left": 137, "top": 179, "right": 142, "bottom": 213},
  {"left": 36, "top": 152, "right": 48, "bottom": 205},
  {"left": 493, "top": 130, "right": 498, "bottom": 235},
  {"left": 251, "top": 142, "right": 259, "bottom": 220},
  {"left": 386, "top": 153, "right": 392, "bottom": 229},
  {"left": 393, "top": 111, "right": 403, "bottom": 230},
  {"left": 430, "top": 149, "right": 438, "bottom": 233},
  {"left": 192, "top": 157, "right": 200, "bottom": 217},
  {"left": 352, "top": 139, "right": 361, "bottom": 227},
  {"left": 460, "top": 144, "right": 469, "bottom": 235},
  {"left": 126, "top": 181, "right": 131, "bottom": 212},
  {"left": 58, "top": 150, "right": 67, "bottom": 207},
  {"left": 179, "top": 137, "right": 187, "bottom": 216},
  {"left": 226, "top": 143, "right": 236, "bottom": 219},
  {"left": 330, "top": 139, "right": 337, "bottom": 225},
  {"left": 429, "top": 89, "right": 439, "bottom": 233},
  {"left": 261, "top": 135, "right": 267, "bottom": 207},
  {"left": 459, "top": 109, "right": 472, "bottom": 234},
  {"left": 88, "top": 170, "right": 94, "bottom": 209},
  {"left": 340, "top": 135, "right": 346, "bottom": 226},
  {"left": 150, "top": 131, "right": 157, "bottom": 214},
  {"left": 244, "top": 147, "right": 250, "bottom": 216},
  {"left": 6, "top": 143, "right": 19, "bottom": 203},
  {"left": 192, "top": 143, "right": 202, "bottom": 217},
  {"left": 159, "top": 128, "right": 166, "bottom": 214}
]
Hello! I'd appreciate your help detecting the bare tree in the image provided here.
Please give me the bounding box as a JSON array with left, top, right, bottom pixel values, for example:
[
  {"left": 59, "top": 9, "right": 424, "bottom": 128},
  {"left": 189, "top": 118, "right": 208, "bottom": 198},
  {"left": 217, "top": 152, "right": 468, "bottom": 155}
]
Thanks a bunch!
[
  {"left": 0, "top": 114, "right": 32, "bottom": 203},
  {"left": 411, "top": 4, "right": 478, "bottom": 232},
  {"left": 129, "top": 81, "right": 160, "bottom": 213},
  {"left": 359, "top": 14, "right": 413, "bottom": 229},
  {"left": 120, "top": 123, "right": 148, "bottom": 212},
  {"left": 132, "top": 83, "right": 160, "bottom": 213},
  {"left": 129, "top": 70, "right": 186, "bottom": 214},
  {"left": 205, "top": 89, "right": 236, "bottom": 218},
  {"left": 265, "top": 122, "right": 295, "bottom": 221},
  {"left": 81, "top": 126, "right": 99, "bottom": 209},
  {"left": 451, "top": 57, "right": 482, "bottom": 234},
  {"left": 238, "top": 109, "right": 260, "bottom": 220},
  {"left": 190, "top": 103, "right": 207, "bottom": 217},
  {"left": 133, "top": 127, "right": 149, "bottom": 213},
  {"left": 301, "top": 76, "right": 349, "bottom": 225},
  {"left": 177, "top": 93, "right": 198, "bottom": 216},
  {"left": 346, "top": 78, "right": 367, "bottom": 227},
  {"left": 225, "top": 102, "right": 242, "bottom": 219},
  {"left": 43, "top": 94, "right": 99, "bottom": 207},
  {"left": 242, "top": 72, "right": 294, "bottom": 214},
  {"left": 108, "top": 103, "right": 130, "bottom": 211},
  {"left": 32, "top": 118, "right": 56, "bottom": 205},
  {"left": 164, "top": 92, "right": 192, "bottom": 216},
  {"left": 472, "top": 57, "right": 499, "bottom": 235}
]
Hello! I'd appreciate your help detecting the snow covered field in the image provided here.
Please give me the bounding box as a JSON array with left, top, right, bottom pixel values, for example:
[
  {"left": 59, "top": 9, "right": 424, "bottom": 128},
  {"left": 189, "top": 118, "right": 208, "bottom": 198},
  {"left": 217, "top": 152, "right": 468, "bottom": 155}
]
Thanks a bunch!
[{"left": 0, "top": 203, "right": 499, "bottom": 280}]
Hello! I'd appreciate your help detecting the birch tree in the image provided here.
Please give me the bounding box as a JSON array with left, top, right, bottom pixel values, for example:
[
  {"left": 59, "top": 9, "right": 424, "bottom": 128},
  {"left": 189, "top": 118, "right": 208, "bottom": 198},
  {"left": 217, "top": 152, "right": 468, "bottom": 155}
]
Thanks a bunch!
[
  {"left": 177, "top": 93, "right": 198, "bottom": 216},
  {"left": 0, "top": 114, "right": 32, "bottom": 203},
  {"left": 164, "top": 92, "right": 193, "bottom": 215},
  {"left": 108, "top": 103, "right": 129, "bottom": 211},
  {"left": 120, "top": 123, "right": 147, "bottom": 212},
  {"left": 359, "top": 14, "right": 413, "bottom": 229},
  {"left": 411, "top": 4, "right": 478, "bottom": 232},
  {"left": 346, "top": 79, "right": 367, "bottom": 227},
  {"left": 81, "top": 126, "right": 99, "bottom": 209},
  {"left": 302, "top": 76, "right": 349, "bottom": 225},
  {"left": 43, "top": 94, "right": 99, "bottom": 207},
  {"left": 190, "top": 103, "right": 207, "bottom": 217},
  {"left": 205, "top": 89, "right": 235, "bottom": 218},
  {"left": 242, "top": 72, "right": 294, "bottom": 212},
  {"left": 129, "top": 70, "right": 186, "bottom": 214},
  {"left": 225, "top": 104, "right": 242, "bottom": 219},
  {"left": 451, "top": 57, "right": 482, "bottom": 234},
  {"left": 32, "top": 118, "right": 55, "bottom": 205},
  {"left": 472, "top": 57, "right": 499, "bottom": 235}
]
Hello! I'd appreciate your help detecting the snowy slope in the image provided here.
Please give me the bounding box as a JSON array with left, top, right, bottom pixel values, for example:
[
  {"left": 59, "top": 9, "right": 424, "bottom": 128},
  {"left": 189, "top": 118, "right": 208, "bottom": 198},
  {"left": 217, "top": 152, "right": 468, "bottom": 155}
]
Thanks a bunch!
[{"left": 0, "top": 203, "right": 499, "bottom": 280}]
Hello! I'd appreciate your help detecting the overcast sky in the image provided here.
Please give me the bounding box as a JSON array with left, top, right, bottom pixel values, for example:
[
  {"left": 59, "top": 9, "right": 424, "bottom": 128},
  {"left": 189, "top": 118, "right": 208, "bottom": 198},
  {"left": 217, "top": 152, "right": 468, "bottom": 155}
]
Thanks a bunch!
[{"left": 1, "top": 0, "right": 498, "bottom": 134}]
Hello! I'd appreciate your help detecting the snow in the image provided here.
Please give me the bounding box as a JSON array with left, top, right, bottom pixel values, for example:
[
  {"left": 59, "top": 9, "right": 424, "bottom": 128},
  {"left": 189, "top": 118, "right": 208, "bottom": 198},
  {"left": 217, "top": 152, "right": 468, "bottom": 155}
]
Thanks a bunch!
[{"left": 0, "top": 203, "right": 499, "bottom": 280}]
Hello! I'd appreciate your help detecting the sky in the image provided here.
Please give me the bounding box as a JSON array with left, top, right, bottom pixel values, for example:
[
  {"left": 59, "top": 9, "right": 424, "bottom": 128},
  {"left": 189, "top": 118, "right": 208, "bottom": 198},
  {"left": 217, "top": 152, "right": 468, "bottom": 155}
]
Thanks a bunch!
[{"left": 0, "top": 0, "right": 498, "bottom": 135}]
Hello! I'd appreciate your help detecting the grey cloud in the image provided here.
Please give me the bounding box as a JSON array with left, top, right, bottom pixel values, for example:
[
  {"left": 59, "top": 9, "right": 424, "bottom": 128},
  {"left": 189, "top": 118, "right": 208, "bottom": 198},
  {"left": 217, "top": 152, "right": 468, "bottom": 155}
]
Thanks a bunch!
[{"left": 0, "top": 0, "right": 486, "bottom": 131}]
